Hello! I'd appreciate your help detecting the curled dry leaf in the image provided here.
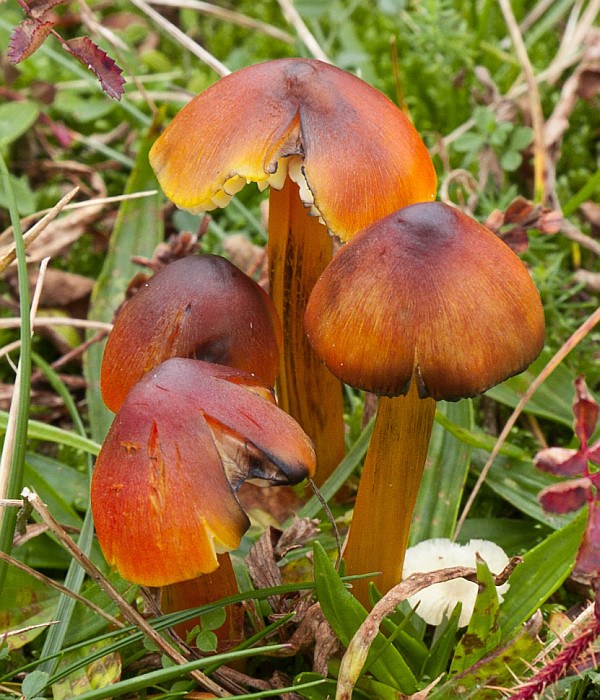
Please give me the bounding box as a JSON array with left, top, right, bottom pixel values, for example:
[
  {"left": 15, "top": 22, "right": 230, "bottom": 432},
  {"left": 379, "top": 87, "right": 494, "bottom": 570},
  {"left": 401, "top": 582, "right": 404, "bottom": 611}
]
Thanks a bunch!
[
  {"left": 484, "top": 195, "right": 562, "bottom": 253},
  {"left": 63, "top": 37, "right": 125, "bottom": 100},
  {"left": 8, "top": 18, "right": 54, "bottom": 63}
]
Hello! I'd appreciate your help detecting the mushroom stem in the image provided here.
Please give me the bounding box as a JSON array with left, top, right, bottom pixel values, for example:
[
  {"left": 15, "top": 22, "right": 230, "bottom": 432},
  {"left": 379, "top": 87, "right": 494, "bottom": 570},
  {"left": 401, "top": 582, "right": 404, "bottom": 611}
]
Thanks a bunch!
[
  {"left": 268, "top": 176, "right": 346, "bottom": 485},
  {"left": 344, "top": 381, "right": 436, "bottom": 606},
  {"left": 162, "top": 553, "right": 244, "bottom": 651}
]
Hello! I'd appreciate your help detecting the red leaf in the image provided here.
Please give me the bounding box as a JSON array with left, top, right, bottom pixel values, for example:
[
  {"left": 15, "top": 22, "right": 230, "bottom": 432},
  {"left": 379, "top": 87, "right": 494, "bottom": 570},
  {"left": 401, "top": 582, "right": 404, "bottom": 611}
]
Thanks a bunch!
[
  {"left": 63, "top": 37, "right": 125, "bottom": 100},
  {"left": 574, "top": 375, "right": 598, "bottom": 446},
  {"left": 8, "top": 18, "right": 54, "bottom": 64},
  {"left": 27, "top": 0, "right": 66, "bottom": 18},
  {"left": 575, "top": 502, "right": 600, "bottom": 576},
  {"left": 538, "top": 479, "right": 592, "bottom": 514},
  {"left": 534, "top": 447, "right": 587, "bottom": 477},
  {"left": 587, "top": 438, "right": 600, "bottom": 466}
]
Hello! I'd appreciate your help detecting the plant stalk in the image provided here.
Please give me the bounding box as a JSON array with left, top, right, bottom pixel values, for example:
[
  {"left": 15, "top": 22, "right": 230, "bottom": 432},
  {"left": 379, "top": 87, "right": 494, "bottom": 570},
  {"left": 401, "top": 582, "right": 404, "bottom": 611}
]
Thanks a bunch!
[
  {"left": 268, "top": 176, "right": 346, "bottom": 485},
  {"left": 344, "top": 382, "right": 437, "bottom": 606}
]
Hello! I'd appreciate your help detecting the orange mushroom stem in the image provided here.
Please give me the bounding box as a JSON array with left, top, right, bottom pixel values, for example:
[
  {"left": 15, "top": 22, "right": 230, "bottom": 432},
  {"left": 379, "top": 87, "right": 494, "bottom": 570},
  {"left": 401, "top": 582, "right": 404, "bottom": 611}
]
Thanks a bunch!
[
  {"left": 149, "top": 58, "right": 437, "bottom": 484},
  {"left": 305, "top": 201, "right": 545, "bottom": 605}
]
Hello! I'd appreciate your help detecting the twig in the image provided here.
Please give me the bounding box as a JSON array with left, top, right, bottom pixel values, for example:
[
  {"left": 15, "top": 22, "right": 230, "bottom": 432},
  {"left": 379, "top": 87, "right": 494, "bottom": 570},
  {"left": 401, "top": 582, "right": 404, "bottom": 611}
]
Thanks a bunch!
[
  {"left": 561, "top": 218, "right": 600, "bottom": 257},
  {"left": 0, "top": 550, "right": 124, "bottom": 629},
  {"left": 455, "top": 302, "right": 600, "bottom": 538},
  {"left": 276, "top": 0, "right": 330, "bottom": 63},
  {"left": 0, "top": 318, "right": 113, "bottom": 332},
  {"left": 147, "top": 0, "right": 294, "bottom": 44},
  {"left": 0, "top": 188, "right": 79, "bottom": 273},
  {"left": 128, "top": 0, "right": 230, "bottom": 77},
  {"left": 498, "top": 0, "right": 547, "bottom": 203},
  {"left": 21, "top": 487, "right": 230, "bottom": 698}
]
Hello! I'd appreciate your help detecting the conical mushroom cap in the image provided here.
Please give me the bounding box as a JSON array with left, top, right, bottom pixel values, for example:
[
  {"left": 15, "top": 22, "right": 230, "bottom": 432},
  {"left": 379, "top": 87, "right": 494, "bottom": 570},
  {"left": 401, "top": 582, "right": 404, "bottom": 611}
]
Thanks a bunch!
[
  {"left": 305, "top": 202, "right": 545, "bottom": 400},
  {"left": 91, "top": 359, "right": 316, "bottom": 586},
  {"left": 101, "top": 256, "right": 282, "bottom": 412},
  {"left": 149, "top": 59, "right": 436, "bottom": 241}
]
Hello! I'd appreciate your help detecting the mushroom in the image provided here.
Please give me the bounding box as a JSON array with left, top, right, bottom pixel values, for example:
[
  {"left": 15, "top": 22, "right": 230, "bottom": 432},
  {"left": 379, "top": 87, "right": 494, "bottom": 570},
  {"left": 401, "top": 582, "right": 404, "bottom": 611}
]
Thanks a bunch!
[
  {"left": 101, "top": 254, "right": 281, "bottom": 413},
  {"left": 149, "top": 58, "right": 437, "bottom": 483},
  {"left": 304, "top": 201, "right": 545, "bottom": 604},
  {"left": 91, "top": 357, "right": 316, "bottom": 585}
]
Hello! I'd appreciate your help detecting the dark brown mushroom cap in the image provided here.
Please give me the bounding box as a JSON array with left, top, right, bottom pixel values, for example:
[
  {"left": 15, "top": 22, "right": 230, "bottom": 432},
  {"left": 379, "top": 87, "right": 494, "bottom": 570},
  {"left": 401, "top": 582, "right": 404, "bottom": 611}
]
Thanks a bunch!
[
  {"left": 304, "top": 201, "right": 545, "bottom": 401},
  {"left": 91, "top": 358, "right": 316, "bottom": 586},
  {"left": 149, "top": 58, "right": 436, "bottom": 241},
  {"left": 101, "top": 255, "right": 282, "bottom": 413}
]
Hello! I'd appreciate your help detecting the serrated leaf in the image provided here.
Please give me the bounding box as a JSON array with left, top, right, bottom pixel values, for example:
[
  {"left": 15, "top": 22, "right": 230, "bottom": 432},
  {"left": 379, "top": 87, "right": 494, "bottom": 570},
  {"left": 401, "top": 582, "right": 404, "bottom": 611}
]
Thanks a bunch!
[
  {"left": 0, "top": 101, "right": 40, "bottom": 148},
  {"left": 63, "top": 37, "right": 125, "bottom": 100},
  {"left": 51, "top": 639, "right": 122, "bottom": 700},
  {"left": 27, "top": 0, "right": 66, "bottom": 17},
  {"left": 8, "top": 18, "right": 54, "bottom": 63}
]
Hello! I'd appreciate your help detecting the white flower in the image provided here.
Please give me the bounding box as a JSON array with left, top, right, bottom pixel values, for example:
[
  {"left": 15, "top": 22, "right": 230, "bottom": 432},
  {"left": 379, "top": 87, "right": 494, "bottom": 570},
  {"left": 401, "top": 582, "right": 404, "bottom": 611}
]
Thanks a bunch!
[{"left": 402, "top": 538, "right": 510, "bottom": 627}]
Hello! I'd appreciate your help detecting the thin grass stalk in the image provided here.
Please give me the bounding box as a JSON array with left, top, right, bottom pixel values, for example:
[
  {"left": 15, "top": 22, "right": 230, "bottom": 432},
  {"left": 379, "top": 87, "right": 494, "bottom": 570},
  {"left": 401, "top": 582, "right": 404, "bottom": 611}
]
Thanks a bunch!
[
  {"left": 31, "top": 352, "right": 98, "bottom": 672},
  {"left": 0, "top": 154, "right": 32, "bottom": 594}
]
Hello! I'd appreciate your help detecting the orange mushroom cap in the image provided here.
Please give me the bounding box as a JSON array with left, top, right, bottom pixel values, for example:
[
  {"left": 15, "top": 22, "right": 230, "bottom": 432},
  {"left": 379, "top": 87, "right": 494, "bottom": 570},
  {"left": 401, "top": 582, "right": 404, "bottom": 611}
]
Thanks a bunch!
[
  {"left": 149, "top": 58, "right": 437, "bottom": 241},
  {"left": 91, "top": 358, "right": 316, "bottom": 586},
  {"left": 101, "top": 255, "right": 282, "bottom": 413},
  {"left": 305, "top": 201, "right": 545, "bottom": 401}
]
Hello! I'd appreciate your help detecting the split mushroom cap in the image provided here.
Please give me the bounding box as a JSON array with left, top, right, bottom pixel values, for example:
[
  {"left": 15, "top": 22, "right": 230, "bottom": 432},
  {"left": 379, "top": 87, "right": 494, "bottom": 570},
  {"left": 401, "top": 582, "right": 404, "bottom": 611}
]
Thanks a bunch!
[
  {"left": 101, "top": 255, "right": 282, "bottom": 413},
  {"left": 149, "top": 58, "right": 437, "bottom": 240},
  {"left": 305, "top": 201, "right": 545, "bottom": 401},
  {"left": 91, "top": 358, "right": 316, "bottom": 587}
]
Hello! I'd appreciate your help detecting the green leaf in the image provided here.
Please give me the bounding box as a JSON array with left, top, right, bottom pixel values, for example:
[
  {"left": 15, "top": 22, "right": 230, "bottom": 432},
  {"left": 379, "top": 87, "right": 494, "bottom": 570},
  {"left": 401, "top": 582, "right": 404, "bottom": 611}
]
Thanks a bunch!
[
  {"left": 201, "top": 606, "right": 227, "bottom": 631},
  {"left": 21, "top": 671, "right": 50, "bottom": 700},
  {"left": 422, "top": 603, "right": 462, "bottom": 682},
  {"left": 0, "top": 173, "right": 35, "bottom": 216},
  {"left": 0, "top": 101, "right": 40, "bottom": 148},
  {"left": 51, "top": 640, "right": 121, "bottom": 700},
  {"left": 194, "top": 630, "right": 218, "bottom": 652},
  {"left": 449, "top": 558, "right": 501, "bottom": 675},
  {"left": 411, "top": 400, "right": 473, "bottom": 545},
  {"left": 453, "top": 131, "right": 485, "bottom": 153},
  {"left": 0, "top": 567, "right": 58, "bottom": 650},
  {"left": 510, "top": 126, "right": 534, "bottom": 151},
  {"left": 428, "top": 617, "right": 541, "bottom": 699},
  {"left": 497, "top": 509, "right": 587, "bottom": 642},
  {"left": 23, "top": 457, "right": 83, "bottom": 530},
  {"left": 500, "top": 150, "right": 522, "bottom": 172},
  {"left": 84, "top": 112, "right": 166, "bottom": 443},
  {"left": 313, "top": 542, "right": 418, "bottom": 694}
]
